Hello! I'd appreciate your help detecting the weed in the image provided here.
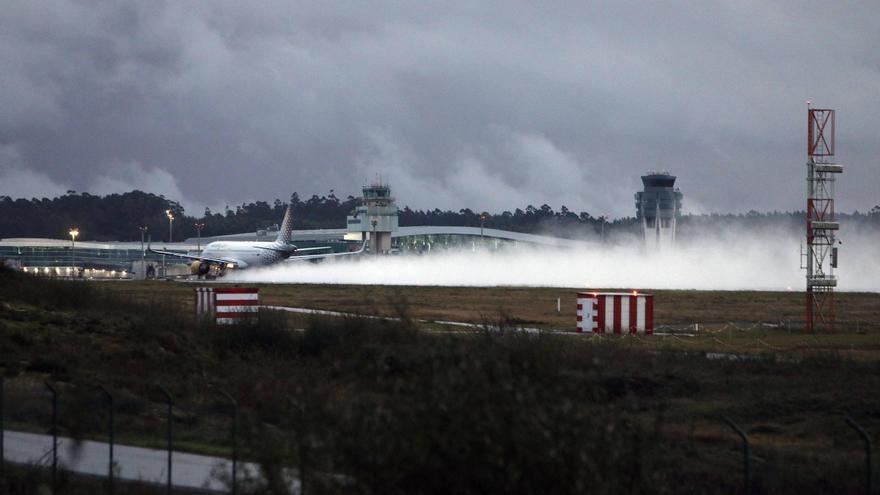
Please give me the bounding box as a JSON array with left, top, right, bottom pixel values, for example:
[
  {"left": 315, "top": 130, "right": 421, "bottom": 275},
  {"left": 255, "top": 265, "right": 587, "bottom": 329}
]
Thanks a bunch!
[{"left": 209, "top": 309, "right": 296, "bottom": 355}]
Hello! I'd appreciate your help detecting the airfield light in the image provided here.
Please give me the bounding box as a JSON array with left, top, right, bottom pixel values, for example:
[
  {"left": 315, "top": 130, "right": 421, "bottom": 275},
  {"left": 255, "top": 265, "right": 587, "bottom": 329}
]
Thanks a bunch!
[
  {"left": 69, "top": 227, "right": 79, "bottom": 269},
  {"left": 166, "top": 210, "right": 175, "bottom": 243},
  {"left": 194, "top": 222, "right": 205, "bottom": 251},
  {"left": 632, "top": 290, "right": 638, "bottom": 296}
]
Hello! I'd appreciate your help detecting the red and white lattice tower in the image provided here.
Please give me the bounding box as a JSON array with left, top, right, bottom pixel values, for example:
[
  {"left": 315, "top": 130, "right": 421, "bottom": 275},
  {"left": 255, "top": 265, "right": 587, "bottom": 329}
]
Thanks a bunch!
[
  {"left": 804, "top": 107, "right": 842, "bottom": 332},
  {"left": 576, "top": 292, "right": 653, "bottom": 334}
]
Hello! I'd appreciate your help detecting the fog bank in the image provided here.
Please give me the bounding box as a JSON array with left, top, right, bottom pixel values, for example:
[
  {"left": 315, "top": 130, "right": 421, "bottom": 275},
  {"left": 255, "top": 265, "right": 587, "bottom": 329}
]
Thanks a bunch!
[{"left": 231, "top": 228, "right": 879, "bottom": 292}]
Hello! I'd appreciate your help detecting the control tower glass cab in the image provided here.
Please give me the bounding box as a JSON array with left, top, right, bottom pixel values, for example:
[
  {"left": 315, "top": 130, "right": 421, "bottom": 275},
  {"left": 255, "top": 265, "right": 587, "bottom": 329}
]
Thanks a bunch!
[
  {"left": 346, "top": 183, "right": 399, "bottom": 254},
  {"left": 634, "top": 172, "right": 683, "bottom": 251}
]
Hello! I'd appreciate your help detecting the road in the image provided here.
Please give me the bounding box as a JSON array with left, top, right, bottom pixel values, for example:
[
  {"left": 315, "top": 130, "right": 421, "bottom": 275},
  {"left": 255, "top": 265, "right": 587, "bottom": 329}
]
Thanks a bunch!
[{"left": 1, "top": 429, "right": 289, "bottom": 492}]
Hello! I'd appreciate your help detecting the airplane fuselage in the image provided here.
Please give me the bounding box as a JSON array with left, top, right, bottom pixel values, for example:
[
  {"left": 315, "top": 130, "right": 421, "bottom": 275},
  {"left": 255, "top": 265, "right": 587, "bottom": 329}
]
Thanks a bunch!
[{"left": 200, "top": 241, "right": 295, "bottom": 268}]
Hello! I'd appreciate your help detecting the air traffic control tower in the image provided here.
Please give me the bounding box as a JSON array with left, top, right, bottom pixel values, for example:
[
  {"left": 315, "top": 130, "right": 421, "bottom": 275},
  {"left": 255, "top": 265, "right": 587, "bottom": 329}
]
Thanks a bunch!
[
  {"left": 346, "top": 182, "right": 399, "bottom": 254},
  {"left": 634, "top": 172, "right": 683, "bottom": 251}
]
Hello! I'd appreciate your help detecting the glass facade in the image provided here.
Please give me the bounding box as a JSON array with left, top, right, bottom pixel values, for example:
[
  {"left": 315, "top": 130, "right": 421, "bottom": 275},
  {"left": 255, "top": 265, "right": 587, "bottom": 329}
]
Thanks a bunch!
[{"left": 0, "top": 245, "right": 189, "bottom": 270}]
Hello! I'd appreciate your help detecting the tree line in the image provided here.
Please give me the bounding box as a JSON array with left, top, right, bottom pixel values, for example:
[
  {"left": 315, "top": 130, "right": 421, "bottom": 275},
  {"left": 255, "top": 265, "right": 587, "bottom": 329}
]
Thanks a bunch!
[{"left": 1, "top": 190, "right": 878, "bottom": 242}]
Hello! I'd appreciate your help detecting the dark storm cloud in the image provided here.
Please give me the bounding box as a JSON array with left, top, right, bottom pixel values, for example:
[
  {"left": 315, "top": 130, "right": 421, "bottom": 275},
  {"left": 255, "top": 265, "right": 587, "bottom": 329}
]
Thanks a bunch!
[{"left": 1, "top": 1, "right": 878, "bottom": 216}]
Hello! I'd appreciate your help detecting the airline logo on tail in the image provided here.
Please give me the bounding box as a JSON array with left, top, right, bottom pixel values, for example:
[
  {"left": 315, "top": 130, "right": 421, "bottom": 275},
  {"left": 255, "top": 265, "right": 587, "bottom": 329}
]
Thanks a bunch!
[{"left": 275, "top": 205, "right": 294, "bottom": 246}]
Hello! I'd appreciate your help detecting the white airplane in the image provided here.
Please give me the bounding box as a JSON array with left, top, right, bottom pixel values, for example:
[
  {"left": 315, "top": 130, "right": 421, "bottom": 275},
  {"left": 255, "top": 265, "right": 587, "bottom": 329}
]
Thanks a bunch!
[{"left": 149, "top": 205, "right": 365, "bottom": 277}]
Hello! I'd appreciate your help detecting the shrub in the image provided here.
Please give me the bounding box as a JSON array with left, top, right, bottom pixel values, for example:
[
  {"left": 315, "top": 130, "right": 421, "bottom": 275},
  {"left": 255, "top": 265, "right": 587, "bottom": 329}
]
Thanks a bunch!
[{"left": 209, "top": 309, "right": 296, "bottom": 355}]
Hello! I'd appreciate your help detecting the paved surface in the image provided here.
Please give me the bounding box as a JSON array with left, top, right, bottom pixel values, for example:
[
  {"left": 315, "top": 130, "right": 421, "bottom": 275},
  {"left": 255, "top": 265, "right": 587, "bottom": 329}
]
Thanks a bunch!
[
  {"left": 264, "top": 305, "right": 550, "bottom": 334},
  {"left": 1, "top": 430, "right": 275, "bottom": 492}
]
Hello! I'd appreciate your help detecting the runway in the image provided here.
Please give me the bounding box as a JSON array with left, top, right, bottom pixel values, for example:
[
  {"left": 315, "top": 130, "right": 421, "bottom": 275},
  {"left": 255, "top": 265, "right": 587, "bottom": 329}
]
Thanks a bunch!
[{"left": 1, "top": 429, "right": 283, "bottom": 492}]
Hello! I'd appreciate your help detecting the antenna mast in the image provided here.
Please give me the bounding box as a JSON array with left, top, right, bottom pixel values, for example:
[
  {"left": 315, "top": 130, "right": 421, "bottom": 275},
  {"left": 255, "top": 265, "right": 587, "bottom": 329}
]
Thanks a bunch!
[{"left": 804, "top": 106, "right": 842, "bottom": 332}]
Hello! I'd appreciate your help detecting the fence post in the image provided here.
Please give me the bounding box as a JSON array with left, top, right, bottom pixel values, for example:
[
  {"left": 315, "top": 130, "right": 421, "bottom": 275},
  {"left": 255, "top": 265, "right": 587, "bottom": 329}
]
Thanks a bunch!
[
  {"left": 290, "top": 398, "right": 308, "bottom": 495},
  {"left": 44, "top": 381, "right": 59, "bottom": 492},
  {"left": 158, "top": 386, "right": 173, "bottom": 495},
  {"left": 1, "top": 374, "right": 4, "bottom": 482},
  {"left": 722, "top": 416, "right": 751, "bottom": 494},
  {"left": 98, "top": 385, "right": 115, "bottom": 495},
  {"left": 845, "top": 415, "right": 873, "bottom": 495},
  {"left": 214, "top": 388, "right": 238, "bottom": 495}
]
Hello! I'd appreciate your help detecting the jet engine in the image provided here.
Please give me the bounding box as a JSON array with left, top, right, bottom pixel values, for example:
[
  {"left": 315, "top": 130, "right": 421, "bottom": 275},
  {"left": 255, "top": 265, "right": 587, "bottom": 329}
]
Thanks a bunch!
[{"left": 190, "top": 260, "right": 211, "bottom": 276}]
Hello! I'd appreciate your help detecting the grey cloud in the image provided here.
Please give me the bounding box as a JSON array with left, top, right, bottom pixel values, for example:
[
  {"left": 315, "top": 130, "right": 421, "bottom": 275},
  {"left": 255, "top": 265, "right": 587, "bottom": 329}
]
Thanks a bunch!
[{"left": 1, "top": 1, "right": 878, "bottom": 217}]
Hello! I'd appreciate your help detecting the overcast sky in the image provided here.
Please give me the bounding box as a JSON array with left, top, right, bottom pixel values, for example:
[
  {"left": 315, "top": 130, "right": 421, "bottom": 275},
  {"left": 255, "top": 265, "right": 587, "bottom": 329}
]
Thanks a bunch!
[{"left": 1, "top": 1, "right": 878, "bottom": 217}]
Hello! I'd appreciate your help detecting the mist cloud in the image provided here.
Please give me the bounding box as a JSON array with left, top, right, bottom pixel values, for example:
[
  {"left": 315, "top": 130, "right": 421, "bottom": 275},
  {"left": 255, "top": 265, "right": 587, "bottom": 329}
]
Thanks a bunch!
[{"left": 232, "top": 226, "right": 880, "bottom": 292}]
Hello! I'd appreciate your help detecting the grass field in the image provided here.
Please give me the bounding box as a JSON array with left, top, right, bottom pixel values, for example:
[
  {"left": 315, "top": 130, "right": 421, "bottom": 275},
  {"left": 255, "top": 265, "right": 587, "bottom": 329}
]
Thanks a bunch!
[
  {"left": 103, "top": 280, "right": 880, "bottom": 360},
  {"left": 104, "top": 280, "right": 880, "bottom": 329},
  {"left": 1, "top": 270, "right": 880, "bottom": 494}
]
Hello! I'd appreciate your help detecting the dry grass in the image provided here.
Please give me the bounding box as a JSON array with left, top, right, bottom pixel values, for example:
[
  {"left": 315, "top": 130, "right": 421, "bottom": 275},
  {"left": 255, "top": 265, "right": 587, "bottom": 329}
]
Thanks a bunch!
[{"left": 99, "top": 281, "right": 880, "bottom": 329}]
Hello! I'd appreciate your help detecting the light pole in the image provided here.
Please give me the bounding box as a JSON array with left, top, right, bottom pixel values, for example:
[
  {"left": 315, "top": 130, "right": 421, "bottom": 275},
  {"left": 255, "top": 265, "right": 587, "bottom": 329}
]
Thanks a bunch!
[
  {"left": 139, "top": 226, "right": 148, "bottom": 274},
  {"left": 165, "top": 210, "right": 174, "bottom": 243},
  {"left": 480, "top": 214, "right": 486, "bottom": 238},
  {"left": 139, "top": 226, "right": 148, "bottom": 254},
  {"left": 194, "top": 222, "right": 205, "bottom": 251},
  {"left": 68, "top": 228, "right": 79, "bottom": 269}
]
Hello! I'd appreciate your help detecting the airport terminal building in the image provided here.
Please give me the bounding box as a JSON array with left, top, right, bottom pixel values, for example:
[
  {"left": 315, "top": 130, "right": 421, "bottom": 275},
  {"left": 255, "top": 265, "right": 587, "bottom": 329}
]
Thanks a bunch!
[
  {"left": 1, "top": 183, "right": 586, "bottom": 279},
  {"left": 0, "top": 226, "right": 584, "bottom": 279}
]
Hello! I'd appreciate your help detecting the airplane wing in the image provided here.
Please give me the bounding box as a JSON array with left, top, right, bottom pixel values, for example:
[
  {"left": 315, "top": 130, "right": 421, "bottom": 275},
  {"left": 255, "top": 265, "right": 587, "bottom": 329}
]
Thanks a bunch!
[
  {"left": 287, "top": 241, "right": 367, "bottom": 261},
  {"left": 148, "top": 248, "right": 239, "bottom": 267},
  {"left": 254, "top": 245, "right": 332, "bottom": 254}
]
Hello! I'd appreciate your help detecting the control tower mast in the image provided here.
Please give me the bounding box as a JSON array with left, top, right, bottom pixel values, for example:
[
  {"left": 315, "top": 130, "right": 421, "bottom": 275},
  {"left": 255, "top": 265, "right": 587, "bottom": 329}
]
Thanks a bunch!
[
  {"left": 346, "top": 181, "right": 399, "bottom": 254},
  {"left": 635, "top": 172, "right": 683, "bottom": 251},
  {"left": 804, "top": 107, "right": 842, "bottom": 332}
]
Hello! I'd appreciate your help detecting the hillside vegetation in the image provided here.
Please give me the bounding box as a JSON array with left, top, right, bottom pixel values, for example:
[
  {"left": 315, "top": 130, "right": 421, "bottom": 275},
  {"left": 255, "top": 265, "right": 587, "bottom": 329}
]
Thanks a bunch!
[{"left": 3, "top": 189, "right": 878, "bottom": 242}]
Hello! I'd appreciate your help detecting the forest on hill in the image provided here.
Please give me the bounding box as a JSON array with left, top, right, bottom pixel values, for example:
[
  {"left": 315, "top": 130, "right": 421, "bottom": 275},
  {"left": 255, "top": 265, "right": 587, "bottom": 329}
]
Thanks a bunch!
[{"left": 1, "top": 190, "right": 878, "bottom": 242}]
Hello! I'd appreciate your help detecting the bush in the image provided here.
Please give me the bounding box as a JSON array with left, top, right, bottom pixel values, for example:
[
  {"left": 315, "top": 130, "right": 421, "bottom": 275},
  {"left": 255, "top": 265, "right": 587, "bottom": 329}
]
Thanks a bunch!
[
  {"left": 209, "top": 309, "right": 296, "bottom": 355},
  {"left": 300, "top": 310, "right": 418, "bottom": 358}
]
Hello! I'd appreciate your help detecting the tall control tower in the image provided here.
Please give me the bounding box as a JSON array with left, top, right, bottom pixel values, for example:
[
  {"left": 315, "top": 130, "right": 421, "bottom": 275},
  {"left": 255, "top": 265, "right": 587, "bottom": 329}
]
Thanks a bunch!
[
  {"left": 634, "top": 172, "right": 683, "bottom": 251},
  {"left": 346, "top": 182, "right": 399, "bottom": 254}
]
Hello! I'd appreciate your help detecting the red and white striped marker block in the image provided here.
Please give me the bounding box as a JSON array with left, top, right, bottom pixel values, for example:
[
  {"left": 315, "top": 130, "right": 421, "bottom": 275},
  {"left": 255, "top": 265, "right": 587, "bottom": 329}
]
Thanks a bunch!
[
  {"left": 195, "top": 287, "right": 260, "bottom": 325},
  {"left": 195, "top": 288, "right": 215, "bottom": 317},
  {"left": 576, "top": 292, "right": 653, "bottom": 334}
]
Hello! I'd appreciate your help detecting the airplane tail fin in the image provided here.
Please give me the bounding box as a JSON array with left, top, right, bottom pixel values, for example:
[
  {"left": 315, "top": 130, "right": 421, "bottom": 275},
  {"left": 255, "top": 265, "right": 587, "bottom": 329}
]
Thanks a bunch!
[{"left": 275, "top": 204, "right": 294, "bottom": 245}]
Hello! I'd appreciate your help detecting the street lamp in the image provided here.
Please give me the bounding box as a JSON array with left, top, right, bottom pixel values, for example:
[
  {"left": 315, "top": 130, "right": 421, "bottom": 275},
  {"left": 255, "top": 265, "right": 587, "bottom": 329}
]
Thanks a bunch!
[
  {"left": 68, "top": 228, "right": 79, "bottom": 269},
  {"left": 480, "top": 214, "right": 487, "bottom": 238},
  {"left": 194, "top": 222, "right": 205, "bottom": 251},
  {"left": 139, "top": 225, "right": 148, "bottom": 264},
  {"left": 165, "top": 210, "right": 175, "bottom": 243}
]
